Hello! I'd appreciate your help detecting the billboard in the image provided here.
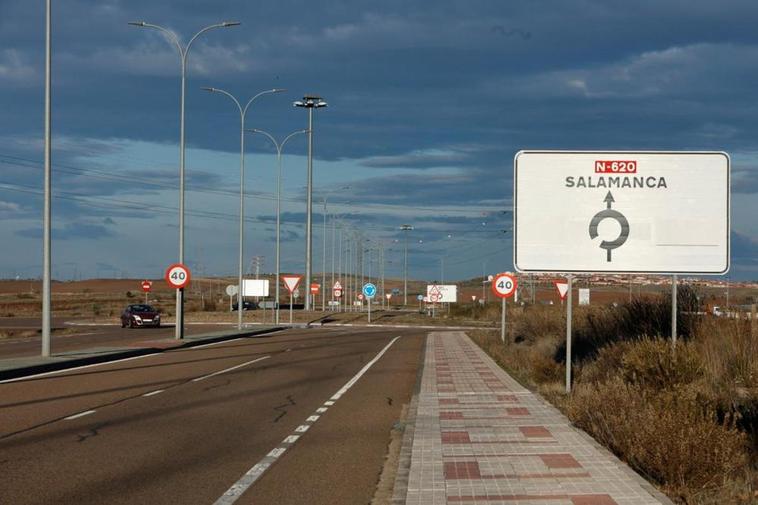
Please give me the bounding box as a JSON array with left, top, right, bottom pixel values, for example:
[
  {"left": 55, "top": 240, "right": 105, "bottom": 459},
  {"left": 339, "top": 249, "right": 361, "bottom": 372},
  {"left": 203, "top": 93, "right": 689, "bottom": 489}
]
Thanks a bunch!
[
  {"left": 242, "top": 279, "right": 270, "bottom": 297},
  {"left": 426, "top": 284, "right": 458, "bottom": 303},
  {"left": 514, "top": 151, "right": 730, "bottom": 274}
]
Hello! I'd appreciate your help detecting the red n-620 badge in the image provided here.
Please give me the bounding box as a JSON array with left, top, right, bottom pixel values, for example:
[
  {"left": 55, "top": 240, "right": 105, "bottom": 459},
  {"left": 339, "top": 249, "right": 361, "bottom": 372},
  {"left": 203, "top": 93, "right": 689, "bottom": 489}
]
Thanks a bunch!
[{"left": 594, "top": 160, "right": 637, "bottom": 173}]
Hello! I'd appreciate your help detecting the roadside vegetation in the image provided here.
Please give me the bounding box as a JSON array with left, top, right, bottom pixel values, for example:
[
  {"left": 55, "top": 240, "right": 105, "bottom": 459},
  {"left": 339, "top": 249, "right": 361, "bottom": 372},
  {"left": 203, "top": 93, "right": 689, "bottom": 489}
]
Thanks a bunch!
[{"left": 469, "top": 288, "right": 758, "bottom": 504}]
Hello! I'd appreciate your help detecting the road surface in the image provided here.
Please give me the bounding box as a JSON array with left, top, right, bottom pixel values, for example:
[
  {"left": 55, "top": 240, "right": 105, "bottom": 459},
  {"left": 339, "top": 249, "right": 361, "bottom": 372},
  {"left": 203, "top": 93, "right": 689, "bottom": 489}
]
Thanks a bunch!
[{"left": 0, "top": 326, "right": 424, "bottom": 505}]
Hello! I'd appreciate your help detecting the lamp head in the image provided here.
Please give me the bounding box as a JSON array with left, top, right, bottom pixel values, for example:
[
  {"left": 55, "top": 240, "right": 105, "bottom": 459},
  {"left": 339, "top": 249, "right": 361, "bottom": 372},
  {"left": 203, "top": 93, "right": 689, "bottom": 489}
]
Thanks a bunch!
[
  {"left": 222, "top": 21, "right": 241, "bottom": 27},
  {"left": 128, "top": 21, "right": 147, "bottom": 27}
]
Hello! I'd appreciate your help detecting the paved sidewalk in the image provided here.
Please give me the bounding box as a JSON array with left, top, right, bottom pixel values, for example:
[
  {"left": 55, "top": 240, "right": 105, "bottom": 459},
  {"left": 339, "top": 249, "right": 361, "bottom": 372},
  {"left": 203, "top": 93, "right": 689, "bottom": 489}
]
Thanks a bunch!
[{"left": 396, "top": 331, "right": 672, "bottom": 505}]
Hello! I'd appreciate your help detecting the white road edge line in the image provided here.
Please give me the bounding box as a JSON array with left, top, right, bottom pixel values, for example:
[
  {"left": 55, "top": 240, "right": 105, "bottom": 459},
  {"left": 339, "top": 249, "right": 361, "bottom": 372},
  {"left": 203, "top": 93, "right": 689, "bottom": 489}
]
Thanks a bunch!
[
  {"left": 191, "top": 337, "right": 244, "bottom": 350},
  {"left": 0, "top": 353, "right": 155, "bottom": 384},
  {"left": 64, "top": 410, "right": 95, "bottom": 420},
  {"left": 214, "top": 335, "right": 402, "bottom": 505},
  {"left": 192, "top": 356, "right": 270, "bottom": 382},
  {"left": 142, "top": 389, "right": 165, "bottom": 397}
]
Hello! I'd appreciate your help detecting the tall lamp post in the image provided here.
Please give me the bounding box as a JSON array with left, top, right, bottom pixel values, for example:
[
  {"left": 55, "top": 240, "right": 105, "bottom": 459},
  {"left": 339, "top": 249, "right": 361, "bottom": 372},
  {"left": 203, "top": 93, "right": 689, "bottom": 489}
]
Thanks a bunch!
[
  {"left": 129, "top": 20, "right": 239, "bottom": 339},
  {"left": 41, "top": 0, "right": 52, "bottom": 357},
  {"left": 400, "top": 224, "right": 413, "bottom": 306},
  {"left": 248, "top": 128, "right": 309, "bottom": 324},
  {"left": 321, "top": 188, "right": 349, "bottom": 310},
  {"left": 201, "top": 87, "right": 284, "bottom": 330},
  {"left": 294, "top": 95, "right": 327, "bottom": 311}
]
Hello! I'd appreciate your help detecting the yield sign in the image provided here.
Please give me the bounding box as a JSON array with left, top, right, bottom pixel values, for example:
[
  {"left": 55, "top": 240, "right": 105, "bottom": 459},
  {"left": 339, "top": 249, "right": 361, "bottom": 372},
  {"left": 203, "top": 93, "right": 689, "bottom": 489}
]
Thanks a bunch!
[
  {"left": 282, "top": 275, "right": 302, "bottom": 294},
  {"left": 554, "top": 280, "right": 569, "bottom": 300},
  {"left": 333, "top": 281, "right": 342, "bottom": 290}
]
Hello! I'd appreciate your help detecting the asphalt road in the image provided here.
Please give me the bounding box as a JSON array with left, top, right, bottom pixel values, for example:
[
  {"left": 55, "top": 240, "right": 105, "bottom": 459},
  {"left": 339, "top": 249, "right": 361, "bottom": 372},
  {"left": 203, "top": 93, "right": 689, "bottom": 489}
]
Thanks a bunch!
[
  {"left": 0, "top": 326, "right": 425, "bottom": 505},
  {"left": 0, "top": 318, "right": 239, "bottom": 359}
]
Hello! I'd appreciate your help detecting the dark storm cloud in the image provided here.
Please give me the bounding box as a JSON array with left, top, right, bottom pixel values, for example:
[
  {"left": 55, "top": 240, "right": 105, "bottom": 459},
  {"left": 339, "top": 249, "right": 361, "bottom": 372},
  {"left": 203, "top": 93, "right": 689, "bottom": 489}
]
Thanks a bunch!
[
  {"left": 15, "top": 222, "right": 115, "bottom": 240},
  {"left": 3, "top": 0, "right": 758, "bottom": 279}
]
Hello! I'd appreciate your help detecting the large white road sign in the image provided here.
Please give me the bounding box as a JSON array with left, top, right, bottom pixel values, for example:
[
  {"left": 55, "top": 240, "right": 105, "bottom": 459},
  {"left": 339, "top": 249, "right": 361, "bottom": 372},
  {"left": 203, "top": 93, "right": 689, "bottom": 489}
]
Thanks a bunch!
[{"left": 514, "top": 151, "right": 730, "bottom": 274}]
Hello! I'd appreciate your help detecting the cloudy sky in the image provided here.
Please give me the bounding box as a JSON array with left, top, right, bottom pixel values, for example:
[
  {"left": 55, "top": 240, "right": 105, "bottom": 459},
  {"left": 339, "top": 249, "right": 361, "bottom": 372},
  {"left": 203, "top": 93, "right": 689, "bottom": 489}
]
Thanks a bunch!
[{"left": 1, "top": 0, "right": 757, "bottom": 282}]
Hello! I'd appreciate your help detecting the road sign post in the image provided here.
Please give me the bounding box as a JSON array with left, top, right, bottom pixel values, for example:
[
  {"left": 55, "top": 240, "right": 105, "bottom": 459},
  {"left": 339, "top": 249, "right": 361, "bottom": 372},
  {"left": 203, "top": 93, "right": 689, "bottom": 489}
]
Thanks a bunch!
[
  {"left": 514, "top": 151, "right": 730, "bottom": 353},
  {"left": 363, "top": 283, "right": 376, "bottom": 322},
  {"left": 492, "top": 273, "right": 517, "bottom": 343},
  {"left": 282, "top": 275, "right": 302, "bottom": 325},
  {"left": 141, "top": 280, "right": 152, "bottom": 304},
  {"left": 566, "top": 274, "right": 573, "bottom": 393},
  {"left": 165, "top": 264, "right": 191, "bottom": 339}
]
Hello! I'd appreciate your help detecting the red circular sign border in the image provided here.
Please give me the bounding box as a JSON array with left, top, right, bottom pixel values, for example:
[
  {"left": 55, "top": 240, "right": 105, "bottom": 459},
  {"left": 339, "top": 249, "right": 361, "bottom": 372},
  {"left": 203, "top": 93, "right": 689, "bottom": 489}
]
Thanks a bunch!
[
  {"left": 491, "top": 273, "right": 518, "bottom": 299},
  {"left": 164, "top": 263, "right": 191, "bottom": 289}
]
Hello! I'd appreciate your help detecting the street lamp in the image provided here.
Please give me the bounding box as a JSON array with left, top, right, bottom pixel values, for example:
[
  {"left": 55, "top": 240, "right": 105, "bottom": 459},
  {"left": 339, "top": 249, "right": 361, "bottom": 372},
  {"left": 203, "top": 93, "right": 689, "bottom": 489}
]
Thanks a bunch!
[
  {"left": 248, "top": 128, "right": 309, "bottom": 324},
  {"left": 321, "top": 187, "right": 349, "bottom": 311},
  {"left": 201, "top": 87, "right": 284, "bottom": 330},
  {"left": 400, "top": 224, "right": 413, "bottom": 306},
  {"left": 294, "top": 95, "right": 327, "bottom": 311},
  {"left": 129, "top": 20, "right": 239, "bottom": 339}
]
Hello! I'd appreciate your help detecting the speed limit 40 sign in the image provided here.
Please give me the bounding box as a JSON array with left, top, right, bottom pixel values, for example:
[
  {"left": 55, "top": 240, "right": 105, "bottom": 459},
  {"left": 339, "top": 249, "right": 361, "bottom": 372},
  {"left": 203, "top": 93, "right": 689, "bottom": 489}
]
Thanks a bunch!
[
  {"left": 492, "top": 272, "right": 517, "bottom": 298},
  {"left": 165, "top": 263, "right": 191, "bottom": 289}
]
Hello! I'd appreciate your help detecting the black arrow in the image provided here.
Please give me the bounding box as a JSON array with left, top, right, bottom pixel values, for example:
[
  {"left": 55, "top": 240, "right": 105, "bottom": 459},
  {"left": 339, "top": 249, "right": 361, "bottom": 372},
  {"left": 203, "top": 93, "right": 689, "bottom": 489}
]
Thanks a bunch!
[{"left": 604, "top": 191, "right": 614, "bottom": 209}]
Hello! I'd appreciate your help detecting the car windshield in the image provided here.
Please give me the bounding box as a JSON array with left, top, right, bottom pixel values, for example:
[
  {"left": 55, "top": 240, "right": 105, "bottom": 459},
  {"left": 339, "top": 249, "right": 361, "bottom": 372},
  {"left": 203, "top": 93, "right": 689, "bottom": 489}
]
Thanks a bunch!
[{"left": 130, "top": 305, "right": 154, "bottom": 313}]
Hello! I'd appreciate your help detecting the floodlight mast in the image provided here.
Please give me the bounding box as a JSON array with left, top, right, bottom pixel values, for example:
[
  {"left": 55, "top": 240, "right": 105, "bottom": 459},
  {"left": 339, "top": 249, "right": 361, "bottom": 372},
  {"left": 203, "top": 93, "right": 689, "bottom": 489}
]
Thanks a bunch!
[{"left": 294, "top": 95, "right": 328, "bottom": 311}]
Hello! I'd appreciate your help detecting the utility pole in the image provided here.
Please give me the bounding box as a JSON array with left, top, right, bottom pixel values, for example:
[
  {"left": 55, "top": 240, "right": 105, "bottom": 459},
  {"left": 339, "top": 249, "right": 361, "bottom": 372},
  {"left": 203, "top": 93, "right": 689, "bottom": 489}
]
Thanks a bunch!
[{"left": 400, "top": 224, "right": 413, "bottom": 306}]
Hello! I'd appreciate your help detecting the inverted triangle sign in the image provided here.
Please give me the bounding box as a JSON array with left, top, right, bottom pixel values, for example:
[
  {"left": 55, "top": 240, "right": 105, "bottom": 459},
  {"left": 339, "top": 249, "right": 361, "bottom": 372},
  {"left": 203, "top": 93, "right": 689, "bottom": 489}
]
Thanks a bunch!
[
  {"left": 282, "top": 275, "right": 302, "bottom": 294},
  {"left": 554, "top": 280, "right": 569, "bottom": 300}
]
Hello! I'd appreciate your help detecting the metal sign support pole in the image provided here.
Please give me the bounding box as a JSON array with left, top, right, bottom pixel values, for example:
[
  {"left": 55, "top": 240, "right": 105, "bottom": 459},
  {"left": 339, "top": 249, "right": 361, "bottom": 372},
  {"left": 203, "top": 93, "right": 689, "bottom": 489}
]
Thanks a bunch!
[
  {"left": 368, "top": 298, "right": 371, "bottom": 323},
  {"left": 501, "top": 297, "right": 506, "bottom": 343},
  {"left": 671, "top": 274, "right": 678, "bottom": 347},
  {"left": 289, "top": 293, "right": 293, "bottom": 325},
  {"left": 565, "top": 274, "right": 573, "bottom": 394}
]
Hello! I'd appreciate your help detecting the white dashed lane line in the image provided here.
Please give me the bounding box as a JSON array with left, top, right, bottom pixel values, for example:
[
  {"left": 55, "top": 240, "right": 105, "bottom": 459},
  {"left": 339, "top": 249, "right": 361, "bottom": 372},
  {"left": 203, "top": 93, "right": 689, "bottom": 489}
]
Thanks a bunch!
[
  {"left": 64, "top": 410, "right": 96, "bottom": 421},
  {"left": 192, "top": 356, "right": 270, "bottom": 382},
  {"left": 141, "top": 389, "right": 164, "bottom": 397},
  {"left": 214, "top": 335, "right": 402, "bottom": 505}
]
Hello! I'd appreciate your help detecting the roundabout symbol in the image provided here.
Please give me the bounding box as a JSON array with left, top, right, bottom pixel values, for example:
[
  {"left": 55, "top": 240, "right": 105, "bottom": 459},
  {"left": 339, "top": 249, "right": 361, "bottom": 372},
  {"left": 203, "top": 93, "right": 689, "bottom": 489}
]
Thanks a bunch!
[{"left": 589, "top": 191, "right": 629, "bottom": 262}]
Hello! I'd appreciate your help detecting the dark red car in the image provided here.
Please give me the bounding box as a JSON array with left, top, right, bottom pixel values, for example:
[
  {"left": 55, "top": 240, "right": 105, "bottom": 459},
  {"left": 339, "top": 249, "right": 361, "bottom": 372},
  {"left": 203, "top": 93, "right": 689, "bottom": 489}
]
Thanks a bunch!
[{"left": 120, "top": 304, "right": 161, "bottom": 328}]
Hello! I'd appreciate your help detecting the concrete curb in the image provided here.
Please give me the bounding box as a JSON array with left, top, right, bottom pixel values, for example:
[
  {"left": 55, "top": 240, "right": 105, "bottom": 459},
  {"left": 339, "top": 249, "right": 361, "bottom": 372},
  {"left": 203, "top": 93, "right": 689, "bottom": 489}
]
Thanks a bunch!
[{"left": 0, "top": 326, "right": 285, "bottom": 382}]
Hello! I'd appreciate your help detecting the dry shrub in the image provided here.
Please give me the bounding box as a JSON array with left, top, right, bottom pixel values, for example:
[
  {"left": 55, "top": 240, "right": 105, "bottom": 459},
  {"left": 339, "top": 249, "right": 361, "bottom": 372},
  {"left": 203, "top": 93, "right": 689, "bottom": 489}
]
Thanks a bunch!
[
  {"left": 512, "top": 305, "right": 564, "bottom": 344},
  {"left": 620, "top": 338, "right": 704, "bottom": 390},
  {"left": 697, "top": 317, "right": 758, "bottom": 391},
  {"left": 567, "top": 379, "right": 748, "bottom": 499}
]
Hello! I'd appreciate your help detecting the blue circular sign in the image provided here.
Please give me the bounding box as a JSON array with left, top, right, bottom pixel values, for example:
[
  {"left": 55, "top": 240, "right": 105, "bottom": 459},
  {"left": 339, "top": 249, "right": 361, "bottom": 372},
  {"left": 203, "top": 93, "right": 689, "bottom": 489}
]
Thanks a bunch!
[{"left": 362, "top": 283, "right": 377, "bottom": 298}]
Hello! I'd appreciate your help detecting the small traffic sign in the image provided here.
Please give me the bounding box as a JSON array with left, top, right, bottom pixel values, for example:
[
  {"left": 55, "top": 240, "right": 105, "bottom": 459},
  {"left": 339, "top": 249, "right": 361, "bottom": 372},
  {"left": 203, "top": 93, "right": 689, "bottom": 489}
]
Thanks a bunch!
[
  {"left": 358, "top": 293, "right": 364, "bottom": 301},
  {"left": 492, "top": 272, "right": 517, "bottom": 299},
  {"left": 293, "top": 288, "right": 300, "bottom": 299},
  {"left": 333, "top": 281, "right": 342, "bottom": 290},
  {"left": 471, "top": 295, "right": 477, "bottom": 301},
  {"left": 385, "top": 293, "right": 392, "bottom": 300},
  {"left": 333, "top": 288, "right": 343, "bottom": 298},
  {"left": 225, "top": 284, "right": 238, "bottom": 296},
  {"left": 282, "top": 275, "right": 302, "bottom": 294},
  {"left": 417, "top": 294, "right": 424, "bottom": 301},
  {"left": 362, "top": 283, "right": 377, "bottom": 299},
  {"left": 311, "top": 283, "right": 320, "bottom": 294},
  {"left": 165, "top": 263, "right": 190, "bottom": 289},
  {"left": 141, "top": 280, "right": 152, "bottom": 293},
  {"left": 554, "top": 280, "right": 569, "bottom": 300}
]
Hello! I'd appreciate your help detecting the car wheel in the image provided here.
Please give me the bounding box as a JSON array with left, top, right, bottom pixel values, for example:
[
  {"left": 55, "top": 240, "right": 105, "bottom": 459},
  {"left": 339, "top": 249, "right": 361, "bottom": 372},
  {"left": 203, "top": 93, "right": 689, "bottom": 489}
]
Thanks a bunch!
[
  {"left": 129, "top": 319, "right": 136, "bottom": 328},
  {"left": 121, "top": 320, "right": 126, "bottom": 328}
]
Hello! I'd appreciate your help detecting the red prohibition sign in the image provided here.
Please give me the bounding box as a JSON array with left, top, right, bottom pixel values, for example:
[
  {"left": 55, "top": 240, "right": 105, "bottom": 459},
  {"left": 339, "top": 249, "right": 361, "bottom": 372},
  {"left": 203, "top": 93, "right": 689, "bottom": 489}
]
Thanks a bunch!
[
  {"left": 165, "top": 263, "right": 191, "bottom": 289},
  {"left": 492, "top": 273, "right": 517, "bottom": 299}
]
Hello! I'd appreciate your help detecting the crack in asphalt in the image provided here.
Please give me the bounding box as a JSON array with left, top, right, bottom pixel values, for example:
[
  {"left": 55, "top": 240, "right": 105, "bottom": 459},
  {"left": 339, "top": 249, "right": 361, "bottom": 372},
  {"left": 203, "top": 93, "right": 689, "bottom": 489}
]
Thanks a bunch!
[
  {"left": 273, "top": 395, "right": 296, "bottom": 423},
  {"left": 76, "top": 423, "right": 106, "bottom": 443}
]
